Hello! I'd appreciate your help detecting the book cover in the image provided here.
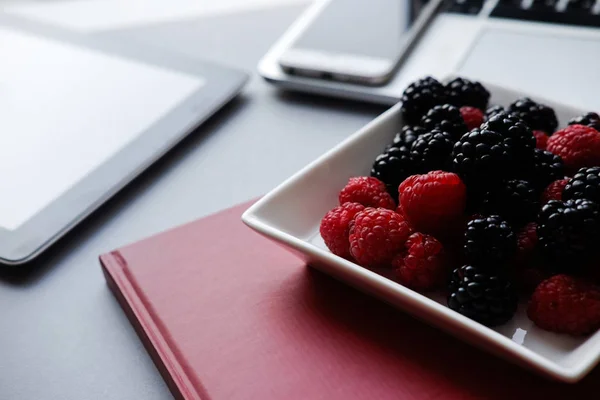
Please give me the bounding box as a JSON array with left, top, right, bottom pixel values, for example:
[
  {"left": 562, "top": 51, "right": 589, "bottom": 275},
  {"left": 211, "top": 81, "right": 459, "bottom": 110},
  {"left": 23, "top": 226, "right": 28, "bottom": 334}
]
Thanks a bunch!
[{"left": 101, "top": 201, "right": 598, "bottom": 399}]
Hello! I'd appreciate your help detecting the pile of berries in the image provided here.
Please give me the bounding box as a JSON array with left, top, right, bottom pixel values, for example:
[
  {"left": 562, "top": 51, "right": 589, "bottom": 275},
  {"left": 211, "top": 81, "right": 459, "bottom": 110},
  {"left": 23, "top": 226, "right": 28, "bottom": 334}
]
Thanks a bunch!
[{"left": 320, "top": 76, "right": 600, "bottom": 336}]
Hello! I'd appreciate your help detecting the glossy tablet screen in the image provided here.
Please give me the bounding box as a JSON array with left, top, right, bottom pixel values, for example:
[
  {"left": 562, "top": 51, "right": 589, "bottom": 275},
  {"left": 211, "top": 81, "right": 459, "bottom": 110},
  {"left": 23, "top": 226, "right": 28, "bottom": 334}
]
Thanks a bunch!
[{"left": 0, "top": 27, "right": 204, "bottom": 230}]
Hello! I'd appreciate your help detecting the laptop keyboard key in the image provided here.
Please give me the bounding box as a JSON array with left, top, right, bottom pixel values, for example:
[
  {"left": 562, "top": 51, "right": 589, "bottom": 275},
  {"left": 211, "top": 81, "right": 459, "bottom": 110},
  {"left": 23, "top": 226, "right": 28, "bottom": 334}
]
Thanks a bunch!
[
  {"left": 444, "top": 0, "right": 485, "bottom": 15},
  {"left": 565, "top": 0, "right": 595, "bottom": 9},
  {"left": 530, "top": 0, "right": 559, "bottom": 10}
]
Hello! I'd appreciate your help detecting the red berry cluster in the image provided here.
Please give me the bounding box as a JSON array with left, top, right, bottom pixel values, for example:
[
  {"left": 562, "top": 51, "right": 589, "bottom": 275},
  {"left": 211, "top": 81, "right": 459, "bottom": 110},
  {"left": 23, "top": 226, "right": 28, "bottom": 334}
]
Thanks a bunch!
[
  {"left": 320, "top": 173, "right": 454, "bottom": 291},
  {"left": 319, "top": 76, "right": 600, "bottom": 336},
  {"left": 320, "top": 170, "right": 477, "bottom": 294}
]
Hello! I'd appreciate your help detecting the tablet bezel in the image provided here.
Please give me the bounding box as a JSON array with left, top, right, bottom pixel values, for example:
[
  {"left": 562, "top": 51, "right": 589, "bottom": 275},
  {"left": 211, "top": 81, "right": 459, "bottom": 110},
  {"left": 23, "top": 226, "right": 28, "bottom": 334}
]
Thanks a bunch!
[{"left": 0, "top": 15, "right": 248, "bottom": 265}]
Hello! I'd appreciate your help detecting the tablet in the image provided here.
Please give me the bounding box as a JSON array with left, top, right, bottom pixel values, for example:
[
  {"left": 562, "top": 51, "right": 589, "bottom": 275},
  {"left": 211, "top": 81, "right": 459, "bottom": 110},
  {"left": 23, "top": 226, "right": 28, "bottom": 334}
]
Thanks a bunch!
[{"left": 0, "top": 16, "right": 248, "bottom": 265}]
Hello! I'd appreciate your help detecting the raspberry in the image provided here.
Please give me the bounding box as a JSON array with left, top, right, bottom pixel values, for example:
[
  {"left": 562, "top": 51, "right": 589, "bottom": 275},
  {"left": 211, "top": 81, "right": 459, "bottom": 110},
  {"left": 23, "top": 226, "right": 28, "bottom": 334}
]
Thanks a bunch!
[
  {"left": 547, "top": 124, "right": 600, "bottom": 173},
  {"left": 459, "top": 106, "right": 484, "bottom": 131},
  {"left": 320, "top": 203, "right": 365, "bottom": 258},
  {"left": 528, "top": 274, "right": 600, "bottom": 335},
  {"left": 541, "top": 178, "right": 569, "bottom": 204},
  {"left": 398, "top": 171, "right": 467, "bottom": 236},
  {"left": 392, "top": 232, "right": 447, "bottom": 291},
  {"left": 349, "top": 208, "right": 412, "bottom": 267},
  {"left": 339, "top": 177, "right": 395, "bottom": 210},
  {"left": 396, "top": 203, "right": 405, "bottom": 216},
  {"left": 515, "top": 222, "right": 538, "bottom": 266},
  {"left": 533, "top": 130, "right": 548, "bottom": 150},
  {"left": 512, "top": 222, "right": 549, "bottom": 292}
]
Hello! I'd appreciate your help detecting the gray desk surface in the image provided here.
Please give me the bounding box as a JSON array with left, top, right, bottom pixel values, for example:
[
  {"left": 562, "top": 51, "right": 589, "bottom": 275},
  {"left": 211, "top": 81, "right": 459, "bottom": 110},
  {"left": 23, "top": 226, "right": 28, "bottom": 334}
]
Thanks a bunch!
[{"left": 0, "top": 5, "right": 386, "bottom": 399}]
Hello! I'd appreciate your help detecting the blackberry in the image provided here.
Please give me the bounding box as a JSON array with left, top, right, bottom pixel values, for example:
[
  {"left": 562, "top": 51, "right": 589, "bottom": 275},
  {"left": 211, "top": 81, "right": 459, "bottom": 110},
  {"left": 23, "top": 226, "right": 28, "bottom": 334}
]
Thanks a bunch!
[
  {"left": 445, "top": 77, "right": 490, "bottom": 110},
  {"left": 537, "top": 199, "right": 600, "bottom": 265},
  {"left": 451, "top": 128, "right": 513, "bottom": 185},
  {"left": 508, "top": 97, "right": 558, "bottom": 134},
  {"left": 484, "top": 105, "right": 506, "bottom": 121},
  {"left": 526, "top": 149, "right": 564, "bottom": 190},
  {"left": 420, "top": 104, "right": 468, "bottom": 140},
  {"left": 448, "top": 265, "right": 518, "bottom": 327},
  {"left": 563, "top": 166, "right": 600, "bottom": 203},
  {"left": 464, "top": 215, "right": 516, "bottom": 266},
  {"left": 400, "top": 77, "right": 447, "bottom": 124},
  {"left": 482, "top": 111, "right": 535, "bottom": 167},
  {"left": 568, "top": 112, "right": 600, "bottom": 131},
  {"left": 370, "top": 145, "right": 413, "bottom": 200},
  {"left": 391, "top": 125, "right": 426, "bottom": 149},
  {"left": 410, "top": 129, "right": 454, "bottom": 173},
  {"left": 482, "top": 180, "right": 539, "bottom": 225}
]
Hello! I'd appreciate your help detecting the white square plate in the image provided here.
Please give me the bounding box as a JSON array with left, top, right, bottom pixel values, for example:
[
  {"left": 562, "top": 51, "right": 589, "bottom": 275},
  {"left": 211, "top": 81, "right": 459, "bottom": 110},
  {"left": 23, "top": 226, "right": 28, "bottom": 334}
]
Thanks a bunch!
[{"left": 242, "top": 79, "right": 600, "bottom": 382}]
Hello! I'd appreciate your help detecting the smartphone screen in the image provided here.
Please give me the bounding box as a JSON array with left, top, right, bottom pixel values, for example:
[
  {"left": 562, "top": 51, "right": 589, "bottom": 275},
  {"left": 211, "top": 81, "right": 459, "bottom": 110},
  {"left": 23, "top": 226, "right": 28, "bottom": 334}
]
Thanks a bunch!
[
  {"left": 293, "top": 0, "right": 418, "bottom": 61},
  {"left": 280, "top": 0, "right": 426, "bottom": 84}
]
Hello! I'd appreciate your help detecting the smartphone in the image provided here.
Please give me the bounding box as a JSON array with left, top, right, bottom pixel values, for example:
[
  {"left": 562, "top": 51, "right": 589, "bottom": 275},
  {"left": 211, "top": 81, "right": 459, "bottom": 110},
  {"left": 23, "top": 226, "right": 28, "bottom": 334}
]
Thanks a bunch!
[{"left": 278, "top": 0, "right": 440, "bottom": 86}]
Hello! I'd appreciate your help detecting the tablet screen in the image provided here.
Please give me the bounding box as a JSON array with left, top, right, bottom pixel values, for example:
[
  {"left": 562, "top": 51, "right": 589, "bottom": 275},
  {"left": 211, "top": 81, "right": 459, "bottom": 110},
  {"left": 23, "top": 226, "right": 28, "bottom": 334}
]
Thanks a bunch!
[{"left": 0, "top": 28, "right": 204, "bottom": 230}]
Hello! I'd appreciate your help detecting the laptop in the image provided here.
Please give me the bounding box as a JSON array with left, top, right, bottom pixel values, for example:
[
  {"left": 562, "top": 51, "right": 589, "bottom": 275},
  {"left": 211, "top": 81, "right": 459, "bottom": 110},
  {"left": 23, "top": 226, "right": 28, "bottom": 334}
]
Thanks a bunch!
[{"left": 259, "top": 0, "right": 600, "bottom": 111}]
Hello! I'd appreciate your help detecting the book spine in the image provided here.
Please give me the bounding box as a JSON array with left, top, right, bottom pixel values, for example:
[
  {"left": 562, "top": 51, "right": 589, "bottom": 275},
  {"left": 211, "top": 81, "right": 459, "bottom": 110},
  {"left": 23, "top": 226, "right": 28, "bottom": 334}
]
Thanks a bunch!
[{"left": 100, "top": 252, "right": 204, "bottom": 400}]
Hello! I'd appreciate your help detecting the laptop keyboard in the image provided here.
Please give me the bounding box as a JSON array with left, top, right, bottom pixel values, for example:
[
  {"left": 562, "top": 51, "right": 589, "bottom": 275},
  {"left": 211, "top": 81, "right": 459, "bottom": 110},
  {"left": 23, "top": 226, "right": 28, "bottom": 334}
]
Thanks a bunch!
[
  {"left": 445, "top": 0, "right": 600, "bottom": 28},
  {"left": 493, "top": 0, "right": 600, "bottom": 28}
]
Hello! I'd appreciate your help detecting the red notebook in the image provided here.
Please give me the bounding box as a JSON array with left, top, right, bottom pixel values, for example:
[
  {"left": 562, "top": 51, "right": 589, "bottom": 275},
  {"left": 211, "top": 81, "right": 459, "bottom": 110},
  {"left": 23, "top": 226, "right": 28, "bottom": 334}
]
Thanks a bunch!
[{"left": 101, "top": 201, "right": 599, "bottom": 400}]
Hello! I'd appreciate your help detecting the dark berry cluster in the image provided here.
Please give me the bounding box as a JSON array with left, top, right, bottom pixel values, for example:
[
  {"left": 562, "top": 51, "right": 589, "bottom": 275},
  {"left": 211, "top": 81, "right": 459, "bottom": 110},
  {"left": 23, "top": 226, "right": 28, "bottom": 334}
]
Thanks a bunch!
[
  {"left": 452, "top": 128, "right": 512, "bottom": 185},
  {"left": 482, "top": 179, "right": 539, "bottom": 224},
  {"left": 400, "top": 76, "right": 489, "bottom": 124},
  {"left": 528, "top": 149, "right": 564, "bottom": 189},
  {"left": 344, "top": 75, "right": 600, "bottom": 334},
  {"left": 421, "top": 104, "right": 467, "bottom": 139},
  {"left": 537, "top": 199, "right": 600, "bottom": 267},
  {"left": 445, "top": 77, "right": 490, "bottom": 110},
  {"left": 482, "top": 111, "right": 535, "bottom": 163},
  {"left": 563, "top": 166, "right": 600, "bottom": 202},
  {"left": 392, "top": 125, "right": 426, "bottom": 149},
  {"left": 464, "top": 215, "right": 516, "bottom": 266},
  {"left": 410, "top": 129, "right": 454, "bottom": 173},
  {"left": 370, "top": 145, "right": 413, "bottom": 200},
  {"left": 569, "top": 112, "right": 600, "bottom": 131},
  {"left": 374, "top": 76, "right": 488, "bottom": 199},
  {"left": 448, "top": 265, "right": 518, "bottom": 327},
  {"left": 508, "top": 97, "right": 558, "bottom": 134},
  {"left": 400, "top": 77, "right": 447, "bottom": 124},
  {"left": 484, "top": 105, "right": 505, "bottom": 121}
]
